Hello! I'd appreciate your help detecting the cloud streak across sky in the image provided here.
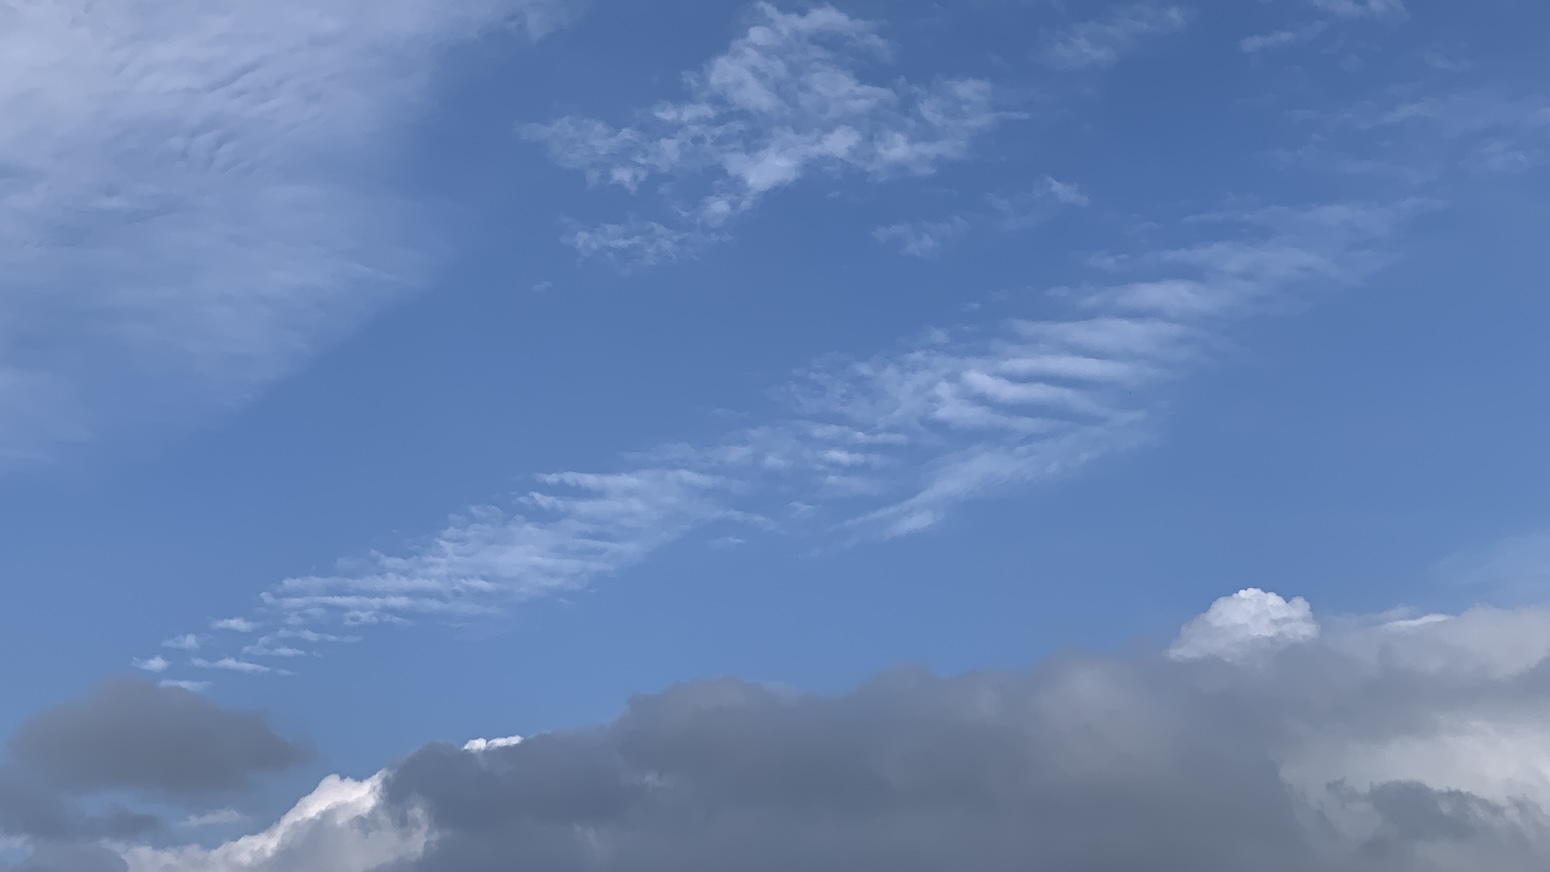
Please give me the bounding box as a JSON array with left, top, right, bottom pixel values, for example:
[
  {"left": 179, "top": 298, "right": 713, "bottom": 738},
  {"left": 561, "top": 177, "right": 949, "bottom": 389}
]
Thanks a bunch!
[{"left": 158, "top": 192, "right": 1420, "bottom": 672}]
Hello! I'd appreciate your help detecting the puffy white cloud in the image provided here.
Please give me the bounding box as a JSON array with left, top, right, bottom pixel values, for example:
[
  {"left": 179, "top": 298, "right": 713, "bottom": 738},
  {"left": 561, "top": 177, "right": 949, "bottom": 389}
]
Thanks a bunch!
[{"left": 1169, "top": 588, "right": 1320, "bottom": 661}]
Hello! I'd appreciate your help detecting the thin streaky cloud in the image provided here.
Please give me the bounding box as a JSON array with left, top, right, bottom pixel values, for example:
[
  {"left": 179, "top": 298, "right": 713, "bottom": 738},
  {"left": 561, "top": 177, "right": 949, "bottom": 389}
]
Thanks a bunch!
[
  {"left": 876, "top": 176, "right": 1091, "bottom": 256},
  {"left": 1240, "top": 22, "right": 1328, "bottom": 54},
  {"left": 1310, "top": 0, "right": 1408, "bottom": 19},
  {"left": 1039, "top": 4, "right": 1189, "bottom": 71},
  {"left": 525, "top": 3, "right": 1012, "bottom": 267},
  {"left": 152, "top": 197, "right": 1416, "bottom": 670}
]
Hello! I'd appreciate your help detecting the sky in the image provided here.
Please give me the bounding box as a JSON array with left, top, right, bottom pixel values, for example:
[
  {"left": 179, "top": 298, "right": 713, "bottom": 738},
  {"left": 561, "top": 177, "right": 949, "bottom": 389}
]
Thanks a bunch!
[{"left": 1, "top": 0, "right": 1549, "bottom": 869}]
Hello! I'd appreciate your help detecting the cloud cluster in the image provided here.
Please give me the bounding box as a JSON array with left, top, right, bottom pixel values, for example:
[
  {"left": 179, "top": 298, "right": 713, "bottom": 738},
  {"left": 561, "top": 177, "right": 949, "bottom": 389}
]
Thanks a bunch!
[
  {"left": 524, "top": 3, "right": 1009, "bottom": 265},
  {"left": 98, "top": 591, "right": 1550, "bottom": 872},
  {"left": 0, "top": 0, "right": 569, "bottom": 465}
]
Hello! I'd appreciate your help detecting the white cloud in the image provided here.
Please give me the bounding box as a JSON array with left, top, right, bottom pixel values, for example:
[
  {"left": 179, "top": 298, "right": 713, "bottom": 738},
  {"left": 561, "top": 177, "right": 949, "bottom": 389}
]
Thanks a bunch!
[
  {"left": 158, "top": 680, "right": 211, "bottom": 692},
  {"left": 876, "top": 176, "right": 1091, "bottom": 255},
  {"left": 1039, "top": 4, "right": 1189, "bottom": 70},
  {"left": 123, "top": 773, "right": 427, "bottom": 872},
  {"left": 133, "top": 656, "right": 171, "bottom": 674},
  {"left": 0, "top": 0, "right": 572, "bottom": 465},
  {"left": 1435, "top": 531, "right": 1550, "bottom": 599},
  {"left": 213, "top": 618, "right": 258, "bottom": 633},
  {"left": 1310, "top": 0, "right": 1408, "bottom": 19},
  {"left": 1239, "top": 22, "right": 1328, "bottom": 54},
  {"left": 181, "top": 809, "right": 248, "bottom": 829},
  {"left": 565, "top": 220, "right": 716, "bottom": 268},
  {"left": 1169, "top": 588, "right": 1320, "bottom": 661},
  {"left": 872, "top": 217, "right": 970, "bottom": 257},
  {"left": 462, "top": 735, "right": 524, "bottom": 752},
  {"left": 162, "top": 634, "right": 203, "bottom": 651},
  {"left": 524, "top": 3, "right": 1009, "bottom": 266},
  {"left": 192, "top": 657, "right": 279, "bottom": 675},
  {"left": 166, "top": 197, "right": 1412, "bottom": 661},
  {"left": 260, "top": 469, "right": 736, "bottom": 627}
]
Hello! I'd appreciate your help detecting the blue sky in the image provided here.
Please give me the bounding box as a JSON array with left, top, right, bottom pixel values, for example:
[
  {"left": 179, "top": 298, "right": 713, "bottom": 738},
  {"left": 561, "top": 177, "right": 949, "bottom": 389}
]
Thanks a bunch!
[{"left": 3, "top": 1, "right": 1550, "bottom": 868}]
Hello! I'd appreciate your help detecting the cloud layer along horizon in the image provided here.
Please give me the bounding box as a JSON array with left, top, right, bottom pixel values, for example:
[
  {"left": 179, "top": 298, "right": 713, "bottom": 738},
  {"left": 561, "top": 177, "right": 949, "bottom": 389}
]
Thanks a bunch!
[{"left": 9, "top": 590, "right": 1540, "bottom": 871}]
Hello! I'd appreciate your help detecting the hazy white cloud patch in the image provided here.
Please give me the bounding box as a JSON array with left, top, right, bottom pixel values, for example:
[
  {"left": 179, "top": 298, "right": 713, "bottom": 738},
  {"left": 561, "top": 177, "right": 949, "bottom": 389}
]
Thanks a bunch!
[
  {"left": 1240, "top": 21, "right": 1328, "bottom": 54},
  {"left": 0, "top": 0, "right": 574, "bottom": 466},
  {"left": 1311, "top": 0, "right": 1408, "bottom": 19},
  {"left": 872, "top": 217, "right": 970, "bottom": 257},
  {"left": 875, "top": 176, "right": 1091, "bottom": 255},
  {"left": 565, "top": 220, "right": 718, "bottom": 268},
  {"left": 1434, "top": 530, "right": 1550, "bottom": 601},
  {"left": 1285, "top": 87, "right": 1550, "bottom": 180},
  {"left": 1039, "top": 3, "right": 1189, "bottom": 70},
  {"left": 132, "top": 656, "right": 172, "bottom": 674},
  {"left": 525, "top": 2, "right": 1012, "bottom": 267}
]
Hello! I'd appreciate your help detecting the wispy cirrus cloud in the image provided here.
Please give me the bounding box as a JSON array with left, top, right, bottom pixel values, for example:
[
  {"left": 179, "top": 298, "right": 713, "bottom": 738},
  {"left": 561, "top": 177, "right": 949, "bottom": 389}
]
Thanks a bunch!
[
  {"left": 1038, "top": 3, "right": 1189, "bottom": 70},
  {"left": 874, "top": 176, "right": 1091, "bottom": 257},
  {"left": 1310, "top": 0, "right": 1407, "bottom": 19},
  {"left": 0, "top": 0, "right": 573, "bottom": 466},
  {"left": 152, "top": 195, "right": 1418, "bottom": 675},
  {"left": 1239, "top": 22, "right": 1328, "bottom": 54},
  {"left": 1283, "top": 86, "right": 1550, "bottom": 179},
  {"left": 525, "top": 3, "right": 1012, "bottom": 267}
]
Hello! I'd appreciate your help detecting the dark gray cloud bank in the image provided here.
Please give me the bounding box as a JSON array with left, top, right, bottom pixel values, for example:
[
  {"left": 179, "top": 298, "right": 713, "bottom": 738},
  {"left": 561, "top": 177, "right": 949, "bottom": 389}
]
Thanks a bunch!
[{"left": 76, "top": 591, "right": 1550, "bottom": 872}]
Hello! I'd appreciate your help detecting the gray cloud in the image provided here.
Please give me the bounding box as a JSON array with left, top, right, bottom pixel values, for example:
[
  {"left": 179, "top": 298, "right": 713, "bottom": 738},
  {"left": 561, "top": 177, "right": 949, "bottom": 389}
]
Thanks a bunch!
[
  {"left": 9, "top": 677, "right": 309, "bottom": 796},
  {"left": 362, "top": 599, "right": 1550, "bottom": 872},
  {"left": 82, "top": 595, "right": 1550, "bottom": 872}
]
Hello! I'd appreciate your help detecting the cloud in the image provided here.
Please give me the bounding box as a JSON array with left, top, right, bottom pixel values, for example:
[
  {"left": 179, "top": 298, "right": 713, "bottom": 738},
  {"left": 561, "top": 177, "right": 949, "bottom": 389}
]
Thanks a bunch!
[
  {"left": 122, "top": 774, "right": 427, "bottom": 872},
  {"left": 564, "top": 220, "right": 717, "bottom": 268},
  {"left": 1168, "top": 588, "right": 1319, "bottom": 661},
  {"left": 131, "top": 658, "right": 169, "bottom": 675},
  {"left": 874, "top": 176, "right": 1091, "bottom": 256},
  {"left": 1284, "top": 86, "right": 1550, "bottom": 180},
  {"left": 114, "top": 592, "right": 1550, "bottom": 871},
  {"left": 524, "top": 3, "right": 1009, "bottom": 266},
  {"left": 1240, "top": 22, "right": 1328, "bottom": 54},
  {"left": 8, "top": 677, "right": 309, "bottom": 796},
  {"left": 872, "top": 217, "right": 969, "bottom": 257},
  {"left": 0, "top": 0, "right": 573, "bottom": 465},
  {"left": 211, "top": 619, "right": 257, "bottom": 634},
  {"left": 1434, "top": 530, "right": 1550, "bottom": 601},
  {"left": 1311, "top": 0, "right": 1408, "bottom": 19},
  {"left": 1039, "top": 4, "right": 1189, "bottom": 70},
  {"left": 156, "top": 196, "right": 1416, "bottom": 662}
]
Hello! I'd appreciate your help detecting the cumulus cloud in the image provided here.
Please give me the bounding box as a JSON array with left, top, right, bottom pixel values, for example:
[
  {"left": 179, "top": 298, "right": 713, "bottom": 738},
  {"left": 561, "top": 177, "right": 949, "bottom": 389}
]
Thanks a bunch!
[
  {"left": 525, "top": 3, "right": 1009, "bottom": 266},
  {"left": 94, "top": 592, "right": 1550, "bottom": 872},
  {"left": 1168, "top": 588, "right": 1319, "bottom": 661},
  {"left": 8, "top": 677, "right": 309, "bottom": 796}
]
